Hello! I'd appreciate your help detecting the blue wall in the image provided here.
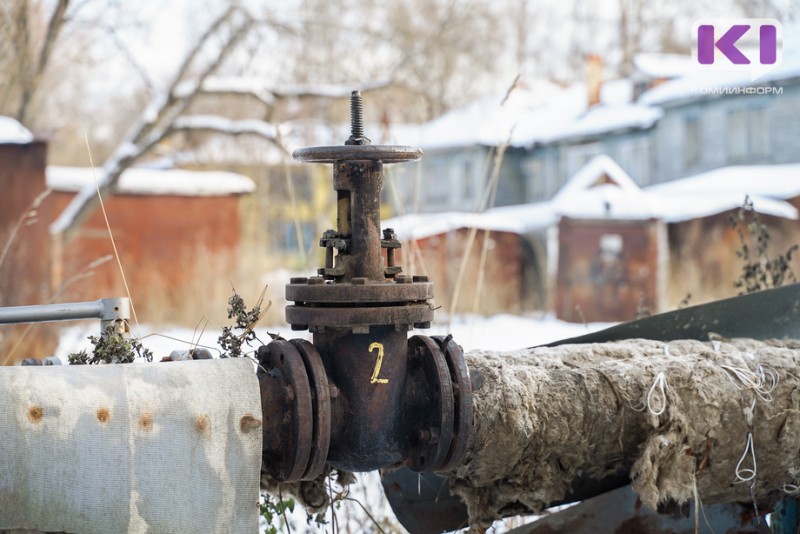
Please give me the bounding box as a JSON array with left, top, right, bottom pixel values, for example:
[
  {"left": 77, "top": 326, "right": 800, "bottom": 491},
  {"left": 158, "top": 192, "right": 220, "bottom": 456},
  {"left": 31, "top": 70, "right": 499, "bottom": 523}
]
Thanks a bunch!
[{"left": 522, "top": 76, "right": 800, "bottom": 202}]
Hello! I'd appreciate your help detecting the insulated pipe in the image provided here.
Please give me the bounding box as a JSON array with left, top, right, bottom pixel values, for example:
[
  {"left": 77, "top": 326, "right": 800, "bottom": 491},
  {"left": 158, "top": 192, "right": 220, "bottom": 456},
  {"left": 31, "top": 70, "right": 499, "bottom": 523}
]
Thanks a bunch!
[{"left": 0, "top": 359, "right": 262, "bottom": 533}]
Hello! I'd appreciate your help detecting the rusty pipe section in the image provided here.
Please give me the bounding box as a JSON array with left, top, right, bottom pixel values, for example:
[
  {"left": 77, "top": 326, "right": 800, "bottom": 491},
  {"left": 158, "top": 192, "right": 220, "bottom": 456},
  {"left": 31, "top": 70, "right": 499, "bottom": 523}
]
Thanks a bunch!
[{"left": 257, "top": 92, "right": 473, "bottom": 481}]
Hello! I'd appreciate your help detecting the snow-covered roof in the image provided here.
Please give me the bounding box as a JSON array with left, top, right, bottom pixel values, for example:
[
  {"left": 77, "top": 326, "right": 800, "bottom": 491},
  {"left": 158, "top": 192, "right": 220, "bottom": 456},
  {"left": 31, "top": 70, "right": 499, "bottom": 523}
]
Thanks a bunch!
[
  {"left": 555, "top": 182, "right": 660, "bottom": 220},
  {"left": 405, "top": 81, "right": 570, "bottom": 150},
  {"left": 406, "top": 81, "right": 661, "bottom": 150},
  {"left": 0, "top": 116, "right": 34, "bottom": 144},
  {"left": 175, "top": 118, "right": 424, "bottom": 167},
  {"left": 554, "top": 155, "right": 639, "bottom": 201},
  {"left": 633, "top": 53, "right": 695, "bottom": 80},
  {"left": 599, "top": 78, "right": 634, "bottom": 106},
  {"left": 647, "top": 164, "right": 800, "bottom": 200},
  {"left": 550, "top": 155, "right": 658, "bottom": 219},
  {"left": 650, "top": 190, "right": 796, "bottom": 223},
  {"left": 384, "top": 203, "right": 555, "bottom": 242},
  {"left": 639, "top": 47, "right": 800, "bottom": 106},
  {"left": 46, "top": 166, "right": 256, "bottom": 196},
  {"left": 557, "top": 157, "right": 798, "bottom": 222},
  {"left": 385, "top": 160, "right": 799, "bottom": 238},
  {"left": 645, "top": 164, "right": 800, "bottom": 221},
  {"left": 537, "top": 104, "right": 662, "bottom": 145}
]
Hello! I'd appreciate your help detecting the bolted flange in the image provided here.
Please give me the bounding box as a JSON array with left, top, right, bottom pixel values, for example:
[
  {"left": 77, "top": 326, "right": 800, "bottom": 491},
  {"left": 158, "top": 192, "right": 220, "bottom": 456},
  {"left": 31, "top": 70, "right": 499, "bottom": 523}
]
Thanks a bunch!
[
  {"left": 404, "top": 335, "right": 474, "bottom": 472},
  {"left": 404, "top": 335, "right": 455, "bottom": 471},
  {"left": 432, "top": 335, "right": 474, "bottom": 471},
  {"left": 257, "top": 341, "right": 313, "bottom": 482},
  {"left": 257, "top": 340, "right": 332, "bottom": 482}
]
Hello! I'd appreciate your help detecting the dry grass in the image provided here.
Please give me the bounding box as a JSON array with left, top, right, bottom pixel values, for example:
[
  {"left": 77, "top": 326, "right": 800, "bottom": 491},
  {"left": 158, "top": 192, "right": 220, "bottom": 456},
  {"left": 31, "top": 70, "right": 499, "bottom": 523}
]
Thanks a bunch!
[{"left": 113, "top": 246, "right": 289, "bottom": 329}]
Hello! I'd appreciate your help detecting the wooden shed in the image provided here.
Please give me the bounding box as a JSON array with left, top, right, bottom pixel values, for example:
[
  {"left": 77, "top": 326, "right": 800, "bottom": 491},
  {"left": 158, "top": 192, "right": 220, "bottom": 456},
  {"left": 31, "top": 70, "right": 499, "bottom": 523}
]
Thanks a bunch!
[
  {"left": 385, "top": 205, "right": 552, "bottom": 316},
  {"left": 0, "top": 125, "right": 51, "bottom": 310},
  {"left": 551, "top": 155, "right": 666, "bottom": 323},
  {"left": 0, "top": 117, "right": 55, "bottom": 360},
  {"left": 556, "top": 216, "right": 663, "bottom": 322},
  {"left": 46, "top": 166, "right": 256, "bottom": 323},
  {"left": 646, "top": 165, "right": 800, "bottom": 307}
]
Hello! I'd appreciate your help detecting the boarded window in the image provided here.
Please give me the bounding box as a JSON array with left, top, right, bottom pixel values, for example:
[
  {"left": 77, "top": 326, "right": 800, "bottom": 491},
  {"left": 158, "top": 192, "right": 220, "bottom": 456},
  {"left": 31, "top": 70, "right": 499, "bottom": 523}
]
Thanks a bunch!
[
  {"left": 425, "top": 159, "right": 450, "bottom": 205},
  {"left": 463, "top": 159, "right": 474, "bottom": 203}
]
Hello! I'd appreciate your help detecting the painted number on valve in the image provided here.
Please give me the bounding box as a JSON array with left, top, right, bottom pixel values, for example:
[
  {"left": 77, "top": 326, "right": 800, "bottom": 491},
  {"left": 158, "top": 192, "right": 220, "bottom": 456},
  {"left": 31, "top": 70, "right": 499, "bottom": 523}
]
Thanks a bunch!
[{"left": 369, "top": 342, "right": 389, "bottom": 384}]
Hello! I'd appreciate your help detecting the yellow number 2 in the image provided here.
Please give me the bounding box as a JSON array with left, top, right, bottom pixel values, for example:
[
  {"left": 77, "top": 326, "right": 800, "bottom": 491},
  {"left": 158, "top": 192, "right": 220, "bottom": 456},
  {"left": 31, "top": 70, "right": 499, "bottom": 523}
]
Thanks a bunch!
[{"left": 369, "top": 342, "right": 389, "bottom": 384}]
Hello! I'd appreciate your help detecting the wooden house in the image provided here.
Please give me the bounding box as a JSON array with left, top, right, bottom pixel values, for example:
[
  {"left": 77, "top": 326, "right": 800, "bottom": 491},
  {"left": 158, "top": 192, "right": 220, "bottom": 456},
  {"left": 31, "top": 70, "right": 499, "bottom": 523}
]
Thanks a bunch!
[
  {"left": 385, "top": 204, "right": 553, "bottom": 316},
  {"left": 550, "top": 156, "right": 666, "bottom": 322},
  {"left": 647, "top": 165, "right": 800, "bottom": 306}
]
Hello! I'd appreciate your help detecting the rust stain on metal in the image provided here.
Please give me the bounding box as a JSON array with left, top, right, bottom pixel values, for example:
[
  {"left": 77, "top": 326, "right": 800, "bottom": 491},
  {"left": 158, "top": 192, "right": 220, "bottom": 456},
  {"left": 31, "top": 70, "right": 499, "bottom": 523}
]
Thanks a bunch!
[
  {"left": 27, "top": 405, "right": 43, "bottom": 423},
  {"left": 240, "top": 414, "right": 262, "bottom": 433},
  {"left": 138, "top": 411, "right": 153, "bottom": 431},
  {"left": 196, "top": 414, "right": 210, "bottom": 433},
  {"left": 556, "top": 217, "right": 661, "bottom": 322},
  {"left": 96, "top": 407, "right": 110, "bottom": 424}
]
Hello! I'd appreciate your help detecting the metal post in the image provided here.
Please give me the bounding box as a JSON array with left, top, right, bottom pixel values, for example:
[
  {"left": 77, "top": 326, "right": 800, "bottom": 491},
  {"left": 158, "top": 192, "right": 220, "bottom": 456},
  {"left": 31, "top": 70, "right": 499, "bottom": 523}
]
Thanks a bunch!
[{"left": 0, "top": 298, "right": 131, "bottom": 337}]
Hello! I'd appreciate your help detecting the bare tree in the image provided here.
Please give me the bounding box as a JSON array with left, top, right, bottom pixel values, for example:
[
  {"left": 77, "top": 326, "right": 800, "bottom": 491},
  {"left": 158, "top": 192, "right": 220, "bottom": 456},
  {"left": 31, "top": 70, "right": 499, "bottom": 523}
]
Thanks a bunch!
[
  {"left": 49, "top": 6, "right": 265, "bottom": 239},
  {"left": 0, "top": 0, "right": 69, "bottom": 122}
]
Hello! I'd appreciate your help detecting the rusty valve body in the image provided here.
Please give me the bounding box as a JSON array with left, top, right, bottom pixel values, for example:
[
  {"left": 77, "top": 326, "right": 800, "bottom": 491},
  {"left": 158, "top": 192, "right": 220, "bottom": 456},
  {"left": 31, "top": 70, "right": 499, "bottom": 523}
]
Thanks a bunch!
[{"left": 258, "top": 91, "right": 473, "bottom": 481}]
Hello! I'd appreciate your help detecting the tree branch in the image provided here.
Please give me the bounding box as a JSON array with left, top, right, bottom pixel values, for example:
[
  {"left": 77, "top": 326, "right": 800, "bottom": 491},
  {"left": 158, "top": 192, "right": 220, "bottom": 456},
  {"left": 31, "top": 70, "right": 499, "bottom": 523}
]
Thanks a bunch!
[
  {"left": 174, "top": 77, "right": 277, "bottom": 108},
  {"left": 168, "top": 115, "right": 287, "bottom": 153},
  {"left": 18, "top": 0, "right": 69, "bottom": 123},
  {"left": 50, "top": 7, "right": 254, "bottom": 239}
]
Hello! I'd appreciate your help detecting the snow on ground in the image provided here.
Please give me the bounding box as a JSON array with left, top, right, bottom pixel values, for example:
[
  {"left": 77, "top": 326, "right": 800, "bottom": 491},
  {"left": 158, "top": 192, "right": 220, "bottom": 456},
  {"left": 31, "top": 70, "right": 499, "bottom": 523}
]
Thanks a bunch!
[
  {"left": 52, "top": 314, "right": 611, "bottom": 533},
  {"left": 54, "top": 313, "right": 612, "bottom": 362}
]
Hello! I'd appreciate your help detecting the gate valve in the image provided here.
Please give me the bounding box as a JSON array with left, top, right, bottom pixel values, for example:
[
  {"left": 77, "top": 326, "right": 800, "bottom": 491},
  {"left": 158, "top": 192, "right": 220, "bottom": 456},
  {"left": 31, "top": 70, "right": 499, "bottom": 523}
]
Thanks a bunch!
[{"left": 258, "top": 91, "right": 473, "bottom": 481}]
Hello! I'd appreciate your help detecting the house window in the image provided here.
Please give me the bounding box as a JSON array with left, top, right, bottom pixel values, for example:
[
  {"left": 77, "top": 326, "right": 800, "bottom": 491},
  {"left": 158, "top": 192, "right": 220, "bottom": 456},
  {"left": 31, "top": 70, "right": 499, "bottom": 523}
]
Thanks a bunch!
[
  {"left": 524, "top": 158, "right": 545, "bottom": 201},
  {"left": 463, "top": 159, "right": 474, "bottom": 202},
  {"left": 727, "top": 107, "right": 770, "bottom": 161},
  {"left": 279, "top": 221, "right": 315, "bottom": 253},
  {"left": 750, "top": 107, "right": 769, "bottom": 158},
  {"left": 683, "top": 116, "right": 701, "bottom": 170},
  {"left": 591, "top": 234, "right": 624, "bottom": 285},
  {"left": 600, "top": 234, "right": 623, "bottom": 255},
  {"left": 424, "top": 159, "right": 449, "bottom": 206},
  {"left": 727, "top": 109, "right": 748, "bottom": 162},
  {"left": 617, "top": 137, "right": 651, "bottom": 185}
]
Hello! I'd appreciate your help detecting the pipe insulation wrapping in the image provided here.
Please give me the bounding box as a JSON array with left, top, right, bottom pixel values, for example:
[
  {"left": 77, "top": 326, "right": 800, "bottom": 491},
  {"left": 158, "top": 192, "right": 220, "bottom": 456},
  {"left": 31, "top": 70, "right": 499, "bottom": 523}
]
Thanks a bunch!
[
  {"left": 0, "top": 359, "right": 262, "bottom": 534},
  {"left": 450, "top": 339, "right": 800, "bottom": 527}
]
